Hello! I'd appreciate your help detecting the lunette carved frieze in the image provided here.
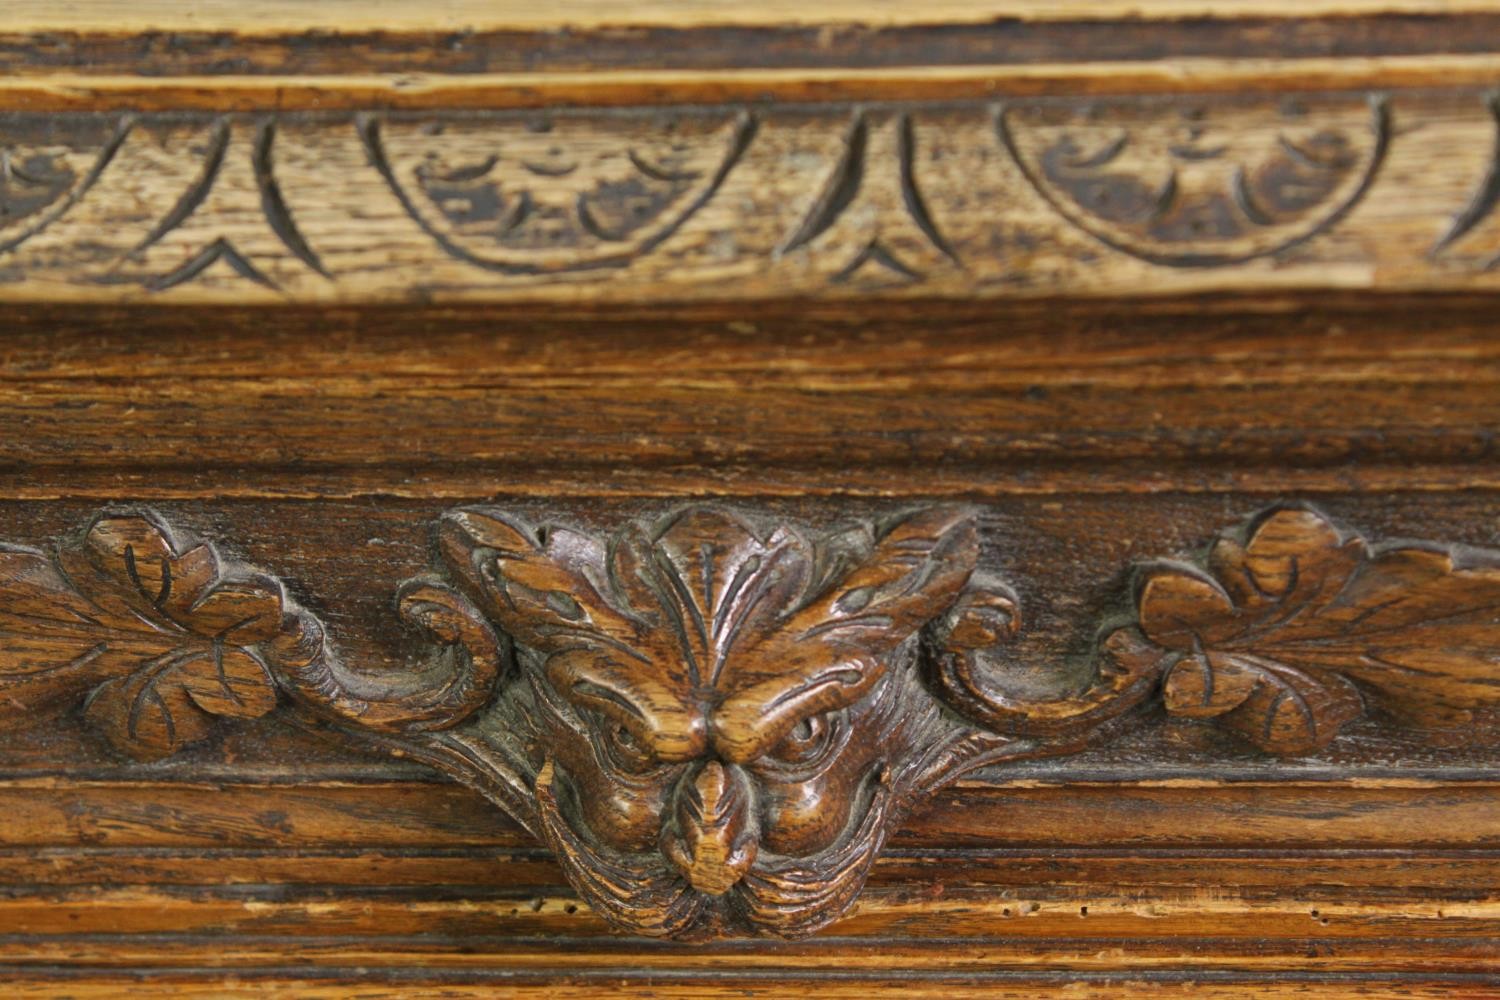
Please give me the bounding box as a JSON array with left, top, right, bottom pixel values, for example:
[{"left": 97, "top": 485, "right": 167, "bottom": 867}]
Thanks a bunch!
[
  {"left": 5, "top": 91, "right": 1500, "bottom": 299},
  {"left": 996, "top": 96, "right": 1389, "bottom": 267},
  {"left": 2, "top": 503, "right": 1498, "bottom": 939}
]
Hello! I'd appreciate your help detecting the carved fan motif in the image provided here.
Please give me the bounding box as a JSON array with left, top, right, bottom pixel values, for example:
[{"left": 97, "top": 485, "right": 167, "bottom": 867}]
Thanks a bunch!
[
  {"left": 1133, "top": 505, "right": 1500, "bottom": 752},
  {"left": 362, "top": 112, "right": 753, "bottom": 274},
  {"left": 1000, "top": 97, "right": 1387, "bottom": 266}
]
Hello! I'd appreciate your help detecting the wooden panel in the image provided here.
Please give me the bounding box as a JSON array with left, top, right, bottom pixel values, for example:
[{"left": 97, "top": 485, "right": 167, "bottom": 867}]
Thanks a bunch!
[
  {"left": 3, "top": 0, "right": 1500, "bottom": 990},
  {"left": 0, "top": 977, "right": 1495, "bottom": 999},
  {"left": 2, "top": 300, "right": 1498, "bottom": 500}
]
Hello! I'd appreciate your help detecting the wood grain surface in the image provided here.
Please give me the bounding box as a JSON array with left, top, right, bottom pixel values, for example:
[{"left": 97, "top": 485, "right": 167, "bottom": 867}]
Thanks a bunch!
[
  {"left": 0, "top": 291, "right": 1496, "bottom": 988},
  {"left": 4, "top": 1, "right": 1500, "bottom": 993},
  {"left": 1, "top": 93, "right": 1500, "bottom": 302}
]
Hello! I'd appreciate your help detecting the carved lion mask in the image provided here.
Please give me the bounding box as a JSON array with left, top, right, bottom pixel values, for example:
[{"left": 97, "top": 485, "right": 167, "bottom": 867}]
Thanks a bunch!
[{"left": 428, "top": 506, "right": 984, "bottom": 939}]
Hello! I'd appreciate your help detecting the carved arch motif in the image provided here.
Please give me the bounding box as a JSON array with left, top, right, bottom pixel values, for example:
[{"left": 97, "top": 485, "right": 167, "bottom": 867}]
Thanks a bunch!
[
  {"left": 0, "top": 113, "right": 132, "bottom": 255},
  {"left": 358, "top": 111, "right": 756, "bottom": 275},
  {"left": 998, "top": 95, "right": 1389, "bottom": 266}
]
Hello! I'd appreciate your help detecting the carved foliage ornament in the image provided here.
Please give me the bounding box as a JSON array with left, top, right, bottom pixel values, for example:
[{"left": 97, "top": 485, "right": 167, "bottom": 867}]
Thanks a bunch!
[
  {"left": 285, "top": 506, "right": 1158, "bottom": 939},
  {"left": 0, "top": 510, "right": 323, "bottom": 759},
  {"left": 2, "top": 503, "right": 1498, "bottom": 939},
  {"left": 1133, "top": 504, "right": 1500, "bottom": 753}
]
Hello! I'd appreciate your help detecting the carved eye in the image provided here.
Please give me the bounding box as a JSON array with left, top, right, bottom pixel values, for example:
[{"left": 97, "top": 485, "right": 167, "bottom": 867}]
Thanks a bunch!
[
  {"left": 769, "top": 712, "right": 838, "bottom": 766},
  {"left": 598, "top": 717, "right": 657, "bottom": 774}
]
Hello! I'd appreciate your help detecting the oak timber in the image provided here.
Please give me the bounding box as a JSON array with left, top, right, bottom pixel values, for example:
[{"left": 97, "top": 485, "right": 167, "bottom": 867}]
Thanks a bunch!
[{"left": 2, "top": 0, "right": 1500, "bottom": 993}]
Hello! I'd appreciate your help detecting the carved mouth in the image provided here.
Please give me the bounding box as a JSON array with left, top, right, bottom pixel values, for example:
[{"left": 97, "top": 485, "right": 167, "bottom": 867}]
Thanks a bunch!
[
  {"left": 535, "top": 758, "right": 708, "bottom": 938},
  {"left": 735, "top": 767, "right": 895, "bottom": 938},
  {"left": 534, "top": 756, "right": 894, "bottom": 939}
]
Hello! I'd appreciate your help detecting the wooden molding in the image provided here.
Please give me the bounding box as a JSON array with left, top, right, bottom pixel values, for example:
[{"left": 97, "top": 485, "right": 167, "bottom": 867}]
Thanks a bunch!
[
  {"left": 3, "top": 91, "right": 1500, "bottom": 303},
  {"left": 3, "top": 501, "right": 1498, "bottom": 940}
]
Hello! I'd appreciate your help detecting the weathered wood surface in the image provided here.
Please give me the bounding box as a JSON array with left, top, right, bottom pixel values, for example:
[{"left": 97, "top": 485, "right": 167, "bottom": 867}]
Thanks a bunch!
[
  {"left": 3, "top": 93, "right": 1500, "bottom": 302},
  {"left": 13, "top": 1, "right": 1500, "bottom": 87}
]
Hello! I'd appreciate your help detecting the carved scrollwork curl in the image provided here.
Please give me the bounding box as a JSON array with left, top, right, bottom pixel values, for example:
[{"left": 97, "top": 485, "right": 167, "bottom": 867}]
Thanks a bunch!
[
  {"left": 924, "top": 572, "right": 1163, "bottom": 742},
  {"left": 277, "top": 577, "right": 507, "bottom": 732}
]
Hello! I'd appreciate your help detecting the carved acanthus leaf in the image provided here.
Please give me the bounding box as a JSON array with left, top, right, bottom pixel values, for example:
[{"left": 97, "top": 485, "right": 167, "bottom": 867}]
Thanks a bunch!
[
  {"left": 1136, "top": 504, "right": 1500, "bottom": 752},
  {"left": 433, "top": 505, "right": 980, "bottom": 762},
  {"left": 0, "top": 510, "right": 323, "bottom": 759}
]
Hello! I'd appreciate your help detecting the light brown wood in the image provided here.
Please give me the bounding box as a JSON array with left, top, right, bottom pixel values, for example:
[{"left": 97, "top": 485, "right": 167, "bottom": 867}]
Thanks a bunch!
[
  {"left": 1, "top": 94, "right": 1500, "bottom": 303},
  {"left": 2, "top": 1, "right": 1500, "bottom": 993},
  {"left": 14, "top": 1, "right": 1500, "bottom": 33}
]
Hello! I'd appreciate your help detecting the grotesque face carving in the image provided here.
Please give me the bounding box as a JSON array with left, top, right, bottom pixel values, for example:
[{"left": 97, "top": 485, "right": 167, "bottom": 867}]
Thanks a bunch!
[
  {"left": 433, "top": 506, "right": 981, "bottom": 938},
  {"left": 281, "top": 502, "right": 1160, "bottom": 939}
]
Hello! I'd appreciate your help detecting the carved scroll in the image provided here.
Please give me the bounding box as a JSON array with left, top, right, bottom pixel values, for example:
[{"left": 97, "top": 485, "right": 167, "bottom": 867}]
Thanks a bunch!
[{"left": 1, "top": 502, "right": 1497, "bottom": 939}]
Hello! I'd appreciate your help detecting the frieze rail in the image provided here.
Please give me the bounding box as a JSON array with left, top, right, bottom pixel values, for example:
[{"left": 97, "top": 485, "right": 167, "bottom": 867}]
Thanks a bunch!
[
  {"left": 3, "top": 92, "right": 1500, "bottom": 299},
  {"left": 2, "top": 503, "right": 1497, "bottom": 940}
]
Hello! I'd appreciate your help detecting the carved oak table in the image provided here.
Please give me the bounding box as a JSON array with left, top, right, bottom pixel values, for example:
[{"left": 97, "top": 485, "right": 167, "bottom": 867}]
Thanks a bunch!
[{"left": 1, "top": 2, "right": 1498, "bottom": 996}]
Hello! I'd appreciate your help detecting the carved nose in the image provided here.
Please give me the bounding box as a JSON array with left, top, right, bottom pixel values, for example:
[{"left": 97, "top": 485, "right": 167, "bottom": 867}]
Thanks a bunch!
[{"left": 661, "top": 760, "right": 759, "bottom": 895}]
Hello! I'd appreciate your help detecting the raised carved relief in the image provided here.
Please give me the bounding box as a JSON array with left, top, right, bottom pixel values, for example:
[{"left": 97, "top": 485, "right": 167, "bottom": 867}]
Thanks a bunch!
[
  {"left": 1126, "top": 504, "right": 1500, "bottom": 752},
  {"left": 0, "top": 510, "right": 324, "bottom": 759},
  {"left": 0, "top": 502, "right": 1497, "bottom": 939},
  {"left": 999, "top": 96, "right": 1388, "bottom": 265},
  {"left": 286, "top": 506, "right": 1157, "bottom": 939},
  {"left": 0, "top": 113, "right": 131, "bottom": 254},
  {"left": 359, "top": 111, "right": 754, "bottom": 274}
]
